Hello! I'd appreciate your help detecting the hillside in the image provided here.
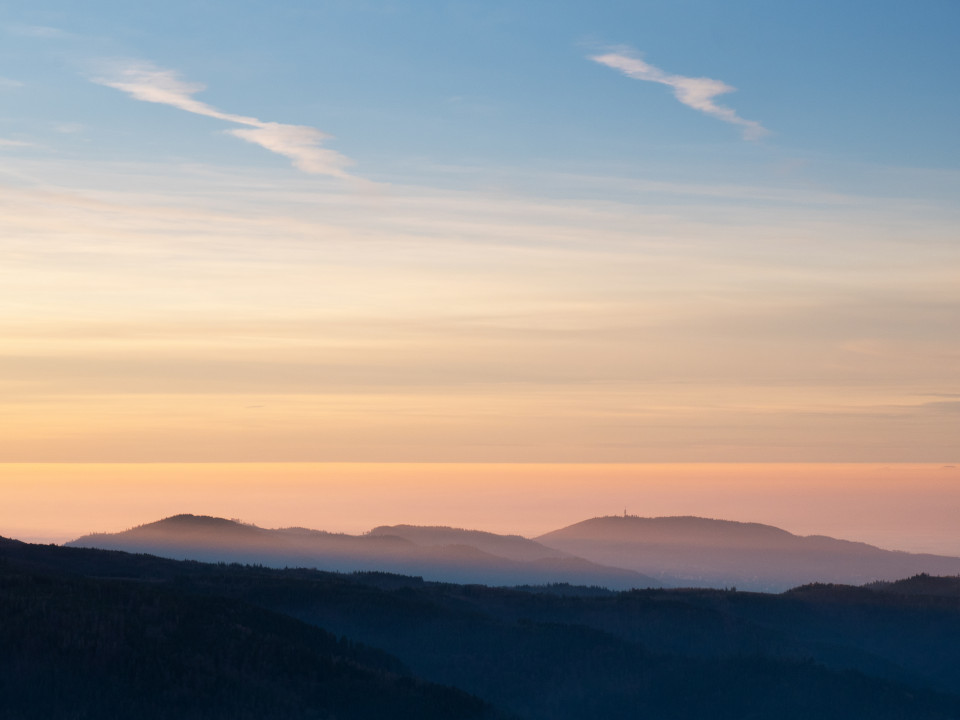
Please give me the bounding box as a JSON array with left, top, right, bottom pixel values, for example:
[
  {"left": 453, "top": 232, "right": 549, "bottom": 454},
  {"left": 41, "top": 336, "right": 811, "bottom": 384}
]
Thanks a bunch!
[
  {"left": 0, "top": 537, "right": 501, "bottom": 720},
  {"left": 368, "top": 525, "right": 566, "bottom": 562},
  {"left": 69, "top": 514, "right": 661, "bottom": 589},
  {"left": 6, "top": 536, "right": 960, "bottom": 720},
  {"left": 537, "top": 515, "right": 960, "bottom": 591}
]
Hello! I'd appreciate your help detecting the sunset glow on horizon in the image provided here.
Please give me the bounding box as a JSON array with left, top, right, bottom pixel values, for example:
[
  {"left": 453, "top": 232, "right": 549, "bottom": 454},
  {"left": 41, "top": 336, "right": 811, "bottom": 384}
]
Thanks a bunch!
[{"left": 4, "top": 463, "right": 958, "bottom": 557}]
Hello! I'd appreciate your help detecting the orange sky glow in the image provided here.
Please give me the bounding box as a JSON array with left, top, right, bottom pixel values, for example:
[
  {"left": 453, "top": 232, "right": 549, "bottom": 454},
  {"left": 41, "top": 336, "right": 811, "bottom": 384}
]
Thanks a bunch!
[{"left": 3, "top": 463, "right": 957, "bottom": 555}]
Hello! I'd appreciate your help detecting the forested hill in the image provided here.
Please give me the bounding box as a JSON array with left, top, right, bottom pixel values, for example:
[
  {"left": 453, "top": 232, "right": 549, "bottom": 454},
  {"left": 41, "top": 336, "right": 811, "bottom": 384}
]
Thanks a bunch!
[
  {"left": 0, "top": 537, "right": 503, "bottom": 720},
  {"left": 3, "top": 536, "right": 960, "bottom": 720}
]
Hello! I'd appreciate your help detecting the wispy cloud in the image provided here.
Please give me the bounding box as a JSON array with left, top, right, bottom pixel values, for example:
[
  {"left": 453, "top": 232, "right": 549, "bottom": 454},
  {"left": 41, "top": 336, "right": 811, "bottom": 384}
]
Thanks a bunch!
[
  {"left": 6, "top": 24, "right": 65, "bottom": 38},
  {"left": 227, "top": 124, "right": 350, "bottom": 176},
  {"left": 0, "top": 76, "right": 23, "bottom": 88},
  {"left": 92, "top": 61, "right": 353, "bottom": 178},
  {"left": 590, "top": 49, "right": 768, "bottom": 140},
  {"left": 0, "top": 138, "right": 34, "bottom": 148},
  {"left": 54, "top": 122, "right": 84, "bottom": 134}
]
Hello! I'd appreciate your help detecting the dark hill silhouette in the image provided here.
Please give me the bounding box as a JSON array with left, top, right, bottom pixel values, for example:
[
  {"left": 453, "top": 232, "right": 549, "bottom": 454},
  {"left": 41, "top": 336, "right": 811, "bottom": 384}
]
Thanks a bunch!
[
  {"left": 5, "top": 535, "right": 960, "bottom": 720},
  {"left": 866, "top": 573, "right": 960, "bottom": 597},
  {"left": 536, "top": 515, "right": 960, "bottom": 591},
  {"left": 69, "top": 514, "right": 661, "bottom": 590},
  {"left": 0, "top": 537, "right": 501, "bottom": 720}
]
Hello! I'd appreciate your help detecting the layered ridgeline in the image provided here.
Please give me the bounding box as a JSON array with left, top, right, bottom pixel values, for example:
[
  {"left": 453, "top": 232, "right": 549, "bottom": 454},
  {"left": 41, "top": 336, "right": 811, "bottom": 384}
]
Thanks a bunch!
[
  {"left": 537, "top": 516, "right": 960, "bottom": 591},
  {"left": 69, "top": 514, "right": 657, "bottom": 590},
  {"left": 5, "top": 536, "right": 960, "bottom": 720},
  {"left": 70, "top": 514, "right": 960, "bottom": 592}
]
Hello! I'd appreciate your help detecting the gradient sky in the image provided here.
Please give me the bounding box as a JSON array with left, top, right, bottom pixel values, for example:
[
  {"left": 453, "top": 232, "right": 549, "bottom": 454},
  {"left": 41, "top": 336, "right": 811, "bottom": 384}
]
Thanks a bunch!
[
  {"left": 4, "top": 463, "right": 959, "bottom": 556},
  {"left": 1, "top": 0, "right": 959, "bottom": 464}
]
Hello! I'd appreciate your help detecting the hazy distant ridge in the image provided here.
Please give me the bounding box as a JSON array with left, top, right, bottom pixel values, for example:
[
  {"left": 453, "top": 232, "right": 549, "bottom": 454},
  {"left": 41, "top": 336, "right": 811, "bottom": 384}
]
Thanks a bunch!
[
  {"left": 69, "top": 514, "right": 660, "bottom": 590},
  {"left": 68, "top": 513, "right": 960, "bottom": 592},
  {"left": 368, "top": 525, "right": 569, "bottom": 562},
  {"left": 537, "top": 515, "right": 960, "bottom": 591}
]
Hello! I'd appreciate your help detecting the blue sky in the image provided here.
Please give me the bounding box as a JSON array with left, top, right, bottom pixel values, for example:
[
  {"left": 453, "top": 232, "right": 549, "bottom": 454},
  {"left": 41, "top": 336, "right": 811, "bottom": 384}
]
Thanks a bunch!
[
  {"left": 4, "top": 0, "right": 959, "bottom": 180},
  {"left": 0, "top": 1, "right": 958, "bottom": 462}
]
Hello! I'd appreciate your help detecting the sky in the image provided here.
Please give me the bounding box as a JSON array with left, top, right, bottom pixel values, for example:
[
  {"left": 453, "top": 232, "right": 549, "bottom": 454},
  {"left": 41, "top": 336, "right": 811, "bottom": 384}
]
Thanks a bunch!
[
  {"left": 1, "top": 2, "right": 958, "bottom": 542},
  {"left": 4, "top": 463, "right": 960, "bottom": 555}
]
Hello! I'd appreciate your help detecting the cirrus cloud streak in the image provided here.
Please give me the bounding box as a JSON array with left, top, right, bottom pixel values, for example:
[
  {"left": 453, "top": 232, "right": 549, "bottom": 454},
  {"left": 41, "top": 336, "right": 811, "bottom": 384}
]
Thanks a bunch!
[
  {"left": 92, "top": 61, "right": 352, "bottom": 178},
  {"left": 591, "top": 50, "right": 768, "bottom": 140}
]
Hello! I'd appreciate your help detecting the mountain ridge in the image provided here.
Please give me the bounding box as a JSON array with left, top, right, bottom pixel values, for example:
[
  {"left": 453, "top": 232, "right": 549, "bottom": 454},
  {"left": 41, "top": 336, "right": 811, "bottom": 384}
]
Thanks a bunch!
[
  {"left": 66, "top": 513, "right": 960, "bottom": 592},
  {"left": 536, "top": 515, "right": 960, "bottom": 591},
  {"left": 68, "top": 514, "right": 660, "bottom": 590}
]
